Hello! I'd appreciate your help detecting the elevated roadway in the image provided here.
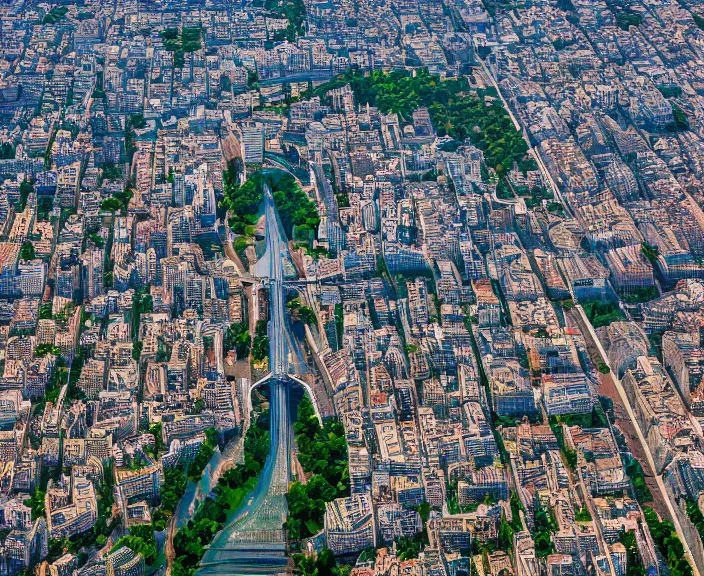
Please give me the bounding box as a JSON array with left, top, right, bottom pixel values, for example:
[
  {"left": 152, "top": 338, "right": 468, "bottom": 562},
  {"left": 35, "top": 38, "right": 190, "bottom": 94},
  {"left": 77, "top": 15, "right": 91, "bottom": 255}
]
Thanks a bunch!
[{"left": 198, "top": 185, "right": 306, "bottom": 575}]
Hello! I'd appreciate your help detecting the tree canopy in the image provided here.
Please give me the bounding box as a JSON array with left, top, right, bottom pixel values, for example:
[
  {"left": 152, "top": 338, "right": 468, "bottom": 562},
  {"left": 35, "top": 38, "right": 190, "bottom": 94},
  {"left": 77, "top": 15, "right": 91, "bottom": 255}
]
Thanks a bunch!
[
  {"left": 285, "top": 396, "right": 349, "bottom": 539},
  {"left": 312, "top": 69, "right": 536, "bottom": 176}
]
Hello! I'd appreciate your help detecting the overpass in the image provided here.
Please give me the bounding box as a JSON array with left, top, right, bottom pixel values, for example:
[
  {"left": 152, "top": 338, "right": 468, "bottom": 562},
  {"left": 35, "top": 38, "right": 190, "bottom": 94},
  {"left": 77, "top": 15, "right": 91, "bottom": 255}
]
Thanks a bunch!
[{"left": 197, "top": 185, "right": 309, "bottom": 575}]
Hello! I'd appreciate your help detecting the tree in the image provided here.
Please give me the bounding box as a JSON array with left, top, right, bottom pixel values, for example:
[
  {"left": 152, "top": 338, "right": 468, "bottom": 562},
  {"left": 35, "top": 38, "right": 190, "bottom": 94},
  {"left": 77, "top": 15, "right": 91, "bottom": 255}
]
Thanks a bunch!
[
  {"left": 562, "top": 449, "right": 578, "bottom": 470},
  {"left": 575, "top": 506, "right": 591, "bottom": 522},
  {"left": 641, "top": 242, "right": 660, "bottom": 264},
  {"left": 670, "top": 104, "right": 689, "bottom": 131},
  {"left": 39, "top": 303, "right": 53, "bottom": 320},
  {"left": 293, "top": 550, "right": 349, "bottom": 576},
  {"left": 34, "top": 343, "right": 61, "bottom": 357},
  {"left": 243, "top": 417, "right": 271, "bottom": 464},
  {"left": 581, "top": 299, "right": 623, "bottom": 328},
  {"left": 129, "top": 114, "right": 147, "bottom": 130},
  {"left": 233, "top": 236, "right": 249, "bottom": 256},
  {"left": 644, "top": 506, "right": 694, "bottom": 576},
  {"left": 270, "top": 174, "right": 320, "bottom": 241},
  {"left": 287, "top": 396, "right": 349, "bottom": 540},
  {"left": 310, "top": 70, "right": 533, "bottom": 179},
  {"left": 24, "top": 490, "right": 46, "bottom": 520},
  {"left": 220, "top": 169, "right": 264, "bottom": 234},
  {"left": 42, "top": 5, "right": 68, "bottom": 23},
  {"left": 619, "top": 530, "right": 646, "bottom": 576},
  {"left": 224, "top": 322, "right": 251, "bottom": 359},
  {"left": 187, "top": 427, "right": 220, "bottom": 482},
  {"left": 18, "top": 179, "right": 33, "bottom": 211},
  {"left": 101, "top": 197, "right": 123, "bottom": 212},
  {"left": 533, "top": 501, "right": 556, "bottom": 557},
  {"left": 112, "top": 524, "right": 157, "bottom": 565},
  {"left": 396, "top": 535, "right": 422, "bottom": 560},
  {"left": 414, "top": 501, "right": 431, "bottom": 524},
  {"left": 299, "top": 306, "right": 317, "bottom": 326},
  {"left": 251, "top": 321, "right": 269, "bottom": 362},
  {"left": 498, "top": 515, "right": 514, "bottom": 551},
  {"left": 100, "top": 163, "right": 122, "bottom": 180},
  {"left": 0, "top": 142, "right": 15, "bottom": 159},
  {"left": 19, "top": 241, "right": 35, "bottom": 261},
  {"left": 169, "top": 411, "right": 270, "bottom": 574}
]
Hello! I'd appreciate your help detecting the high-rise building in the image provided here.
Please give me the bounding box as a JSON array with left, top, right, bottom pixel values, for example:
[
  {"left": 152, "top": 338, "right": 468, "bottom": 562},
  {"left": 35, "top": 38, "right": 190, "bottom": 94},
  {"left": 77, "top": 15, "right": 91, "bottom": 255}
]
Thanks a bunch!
[
  {"left": 172, "top": 173, "right": 185, "bottom": 207},
  {"left": 106, "top": 547, "right": 145, "bottom": 576},
  {"left": 146, "top": 248, "right": 158, "bottom": 285},
  {"left": 15, "top": 260, "right": 47, "bottom": 296},
  {"left": 240, "top": 126, "right": 264, "bottom": 164},
  {"left": 324, "top": 493, "right": 376, "bottom": 555},
  {"left": 77, "top": 359, "right": 107, "bottom": 399},
  {"left": 185, "top": 273, "right": 204, "bottom": 311},
  {"left": 82, "top": 248, "right": 104, "bottom": 300},
  {"left": 57, "top": 260, "right": 81, "bottom": 299},
  {"left": 167, "top": 207, "right": 193, "bottom": 250},
  {"left": 115, "top": 464, "right": 163, "bottom": 506}
]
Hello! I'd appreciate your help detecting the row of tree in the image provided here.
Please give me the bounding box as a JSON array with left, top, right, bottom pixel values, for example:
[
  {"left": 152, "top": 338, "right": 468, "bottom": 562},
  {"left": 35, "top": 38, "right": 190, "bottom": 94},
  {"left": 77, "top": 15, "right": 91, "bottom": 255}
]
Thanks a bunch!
[
  {"left": 285, "top": 396, "right": 349, "bottom": 539},
  {"left": 170, "top": 411, "right": 270, "bottom": 576}
]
